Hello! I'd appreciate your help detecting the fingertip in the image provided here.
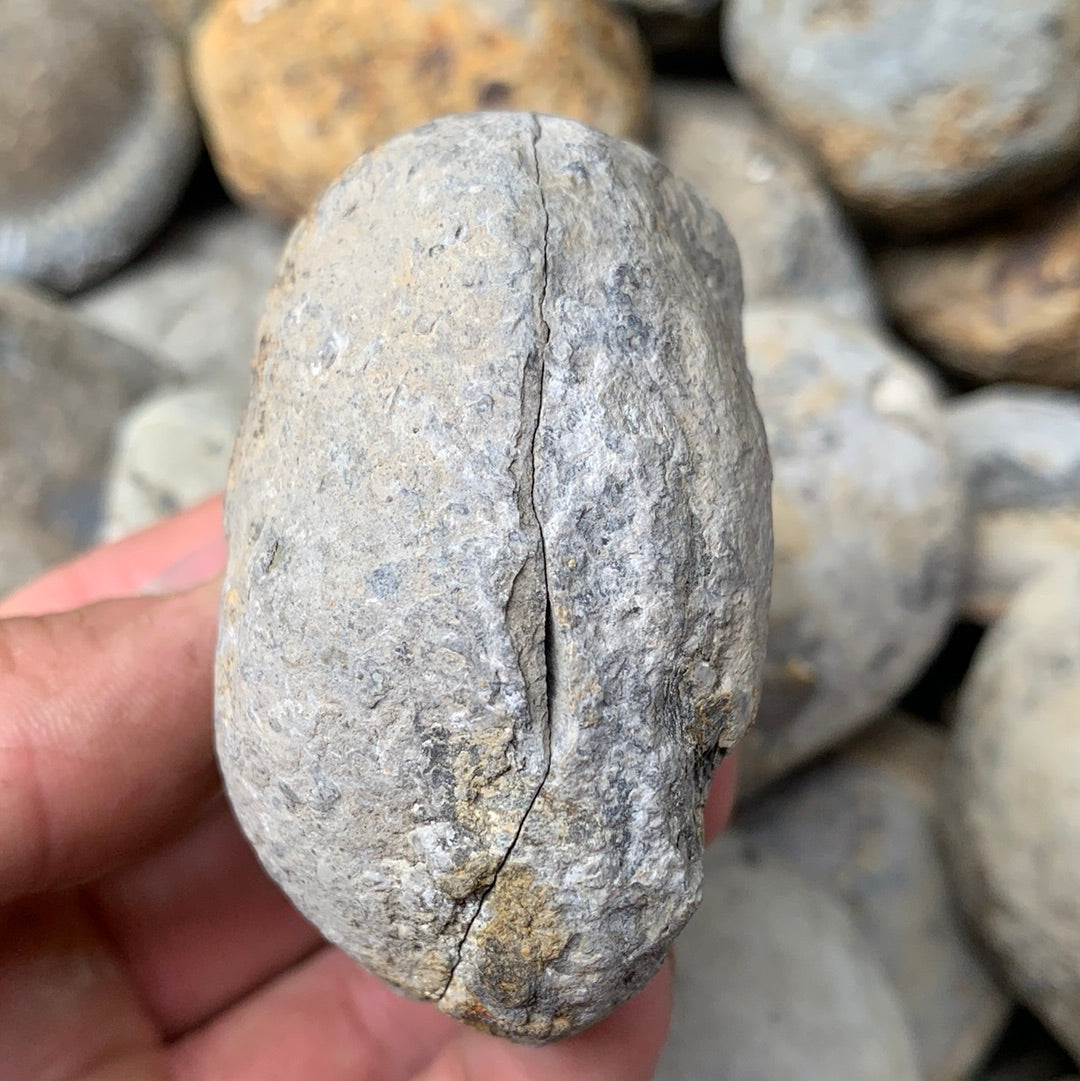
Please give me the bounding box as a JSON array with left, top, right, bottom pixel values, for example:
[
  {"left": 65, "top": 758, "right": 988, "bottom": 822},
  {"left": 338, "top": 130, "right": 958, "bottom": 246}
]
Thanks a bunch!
[{"left": 704, "top": 752, "right": 738, "bottom": 845}]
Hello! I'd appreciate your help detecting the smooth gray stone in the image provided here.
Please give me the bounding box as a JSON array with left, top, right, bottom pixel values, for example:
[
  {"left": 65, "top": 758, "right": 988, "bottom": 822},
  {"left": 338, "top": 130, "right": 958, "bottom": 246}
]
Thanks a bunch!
[
  {"left": 656, "top": 834, "right": 921, "bottom": 1081},
  {"left": 946, "top": 385, "right": 1080, "bottom": 623},
  {"left": 0, "top": 0, "right": 200, "bottom": 293},
  {"left": 216, "top": 112, "right": 772, "bottom": 1043},
  {"left": 945, "top": 555, "right": 1080, "bottom": 1064},
  {"left": 738, "top": 716, "right": 1012, "bottom": 1081},
  {"left": 653, "top": 82, "right": 876, "bottom": 323},
  {"left": 0, "top": 283, "right": 166, "bottom": 595},
  {"left": 723, "top": 0, "right": 1080, "bottom": 233}
]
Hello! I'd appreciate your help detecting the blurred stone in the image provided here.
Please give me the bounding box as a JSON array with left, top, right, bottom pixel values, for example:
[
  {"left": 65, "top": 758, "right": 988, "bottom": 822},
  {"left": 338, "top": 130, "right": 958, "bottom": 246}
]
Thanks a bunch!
[
  {"left": 190, "top": 0, "right": 650, "bottom": 220},
  {"left": 0, "top": 0, "right": 200, "bottom": 292},
  {"left": 653, "top": 82, "right": 876, "bottom": 322},
  {"left": 75, "top": 205, "right": 286, "bottom": 386},
  {"left": 656, "top": 834, "right": 921, "bottom": 1081},
  {"left": 738, "top": 303, "right": 965, "bottom": 795},
  {"left": 945, "top": 385, "right": 1080, "bottom": 623},
  {"left": 0, "top": 284, "right": 167, "bottom": 595},
  {"left": 101, "top": 381, "right": 243, "bottom": 541},
  {"left": 724, "top": 0, "right": 1080, "bottom": 233},
  {"left": 875, "top": 183, "right": 1080, "bottom": 387},
  {"left": 946, "top": 555, "right": 1080, "bottom": 1063},
  {"left": 739, "top": 715, "right": 1011, "bottom": 1081}
]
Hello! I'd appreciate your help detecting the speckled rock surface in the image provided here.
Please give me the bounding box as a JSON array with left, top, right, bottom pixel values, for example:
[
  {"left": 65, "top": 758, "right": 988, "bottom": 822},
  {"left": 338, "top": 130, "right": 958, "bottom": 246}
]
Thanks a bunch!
[
  {"left": 739, "top": 715, "right": 1011, "bottom": 1081},
  {"left": 75, "top": 205, "right": 287, "bottom": 387},
  {"left": 723, "top": 0, "right": 1080, "bottom": 233},
  {"left": 653, "top": 82, "right": 876, "bottom": 322},
  {"left": 190, "top": 0, "right": 650, "bottom": 220},
  {"left": 738, "top": 303, "right": 965, "bottom": 795},
  {"left": 875, "top": 182, "right": 1080, "bottom": 386},
  {"left": 655, "top": 834, "right": 921, "bottom": 1081},
  {"left": 216, "top": 113, "right": 772, "bottom": 1042},
  {"left": 102, "top": 382, "right": 244, "bottom": 541},
  {"left": 946, "top": 385, "right": 1080, "bottom": 624},
  {"left": 0, "top": 284, "right": 166, "bottom": 595},
  {"left": 946, "top": 555, "right": 1080, "bottom": 1062},
  {"left": 0, "top": 0, "right": 200, "bottom": 292}
]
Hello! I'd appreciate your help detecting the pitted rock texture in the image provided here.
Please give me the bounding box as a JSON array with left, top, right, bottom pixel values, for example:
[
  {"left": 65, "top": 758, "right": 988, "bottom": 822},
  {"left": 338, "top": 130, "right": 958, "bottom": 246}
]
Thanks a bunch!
[
  {"left": 724, "top": 0, "right": 1080, "bottom": 233},
  {"left": 946, "top": 385, "right": 1080, "bottom": 624},
  {"left": 738, "top": 716, "right": 1010, "bottom": 1081},
  {"left": 190, "top": 0, "right": 650, "bottom": 221},
  {"left": 216, "top": 112, "right": 772, "bottom": 1043},
  {"left": 653, "top": 82, "right": 877, "bottom": 323},
  {"left": 945, "top": 555, "right": 1080, "bottom": 1062},
  {"left": 738, "top": 303, "right": 965, "bottom": 795},
  {"left": 875, "top": 182, "right": 1080, "bottom": 388},
  {"left": 0, "top": 0, "right": 199, "bottom": 292}
]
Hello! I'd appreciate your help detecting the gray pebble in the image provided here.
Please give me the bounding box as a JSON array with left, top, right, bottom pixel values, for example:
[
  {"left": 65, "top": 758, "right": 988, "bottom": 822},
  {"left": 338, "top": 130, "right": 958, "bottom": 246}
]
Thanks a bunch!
[
  {"left": 738, "top": 715, "right": 1011, "bottom": 1081},
  {"left": 653, "top": 82, "right": 876, "bottom": 322},
  {"left": 946, "top": 385, "right": 1080, "bottom": 623},
  {"left": 739, "top": 303, "right": 965, "bottom": 795},
  {"left": 656, "top": 834, "right": 921, "bottom": 1081},
  {"left": 0, "top": 0, "right": 200, "bottom": 292},
  {"left": 723, "top": 0, "right": 1080, "bottom": 233},
  {"left": 216, "top": 113, "right": 771, "bottom": 1042}
]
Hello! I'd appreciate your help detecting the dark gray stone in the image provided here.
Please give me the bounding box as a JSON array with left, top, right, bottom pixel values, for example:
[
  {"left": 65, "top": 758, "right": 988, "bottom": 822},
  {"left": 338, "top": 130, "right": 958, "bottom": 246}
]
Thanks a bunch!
[{"left": 216, "top": 112, "right": 772, "bottom": 1043}]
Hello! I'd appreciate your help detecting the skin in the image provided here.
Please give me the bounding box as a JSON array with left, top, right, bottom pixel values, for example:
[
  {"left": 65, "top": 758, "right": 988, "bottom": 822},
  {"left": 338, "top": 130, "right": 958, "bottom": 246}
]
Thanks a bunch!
[{"left": 0, "top": 495, "right": 736, "bottom": 1081}]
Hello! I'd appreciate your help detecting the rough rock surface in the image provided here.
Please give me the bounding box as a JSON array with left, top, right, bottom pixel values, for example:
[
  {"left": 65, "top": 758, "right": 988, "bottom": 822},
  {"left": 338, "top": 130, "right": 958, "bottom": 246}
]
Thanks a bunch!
[
  {"left": 0, "top": 284, "right": 166, "bottom": 595},
  {"left": 946, "top": 555, "right": 1080, "bottom": 1062},
  {"left": 0, "top": 0, "right": 200, "bottom": 292},
  {"left": 738, "top": 303, "right": 965, "bottom": 795},
  {"left": 216, "top": 113, "right": 772, "bottom": 1042},
  {"left": 738, "top": 716, "right": 1011, "bottom": 1081},
  {"left": 75, "top": 206, "right": 287, "bottom": 387},
  {"left": 190, "top": 0, "right": 650, "bottom": 220},
  {"left": 875, "top": 183, "right": 1080, "bottom": 387},
  {"left": 723, "top": 0, "right": 1080, "bottom": 233},
  {"left": 946, "top": 385, "right": 1080, "bottom": 623},
  {"left": 655, "top": 834, "right": 921, "bottom": 1081},
  {"left": 653, "top": 82, "right": 876, "bottom": 322},
  {"left": 102, "top": 382, "right": 244, "bottom": 541}
]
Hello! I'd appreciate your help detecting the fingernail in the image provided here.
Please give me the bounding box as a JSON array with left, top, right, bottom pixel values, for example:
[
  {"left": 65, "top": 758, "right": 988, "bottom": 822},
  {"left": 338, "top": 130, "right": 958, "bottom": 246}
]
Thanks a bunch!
[{"left": 141, "top": 538, "right": 228, "bottom": 595}]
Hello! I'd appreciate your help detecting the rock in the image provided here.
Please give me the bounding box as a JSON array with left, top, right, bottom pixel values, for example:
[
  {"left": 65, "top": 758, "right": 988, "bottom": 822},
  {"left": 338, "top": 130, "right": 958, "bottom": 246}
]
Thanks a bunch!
[
  {"left": 875, "top": 183, "right": 1080, "bottom": 387},
  {"left": 656, "top": 834, "right": 921, "bottom": 1081},
  {"left": 216, "top": 113, "right": 771, "bottom": 1042},
  {"left": 738, "top": 303, "right": 965, "bottom": 795},
  {"left": 723, "top": 0, "right": 1080, "bottom": 233},
  {"left": 74, "top": 205, "right": 287, "bottom": 386},
  {"left": 945, "top": 385, "right": 1080, "bottom": 623},
  {"left": 738, "top": 715, "right": 1011, "bottom": 1081},
  {"left": 0, "top": 0, "right": 200, "bottom": 292},
  {"left": 141, "top": 0, "right": 205, "bottom": 36},
  {"left": 190, "top": 0, "right": 650, "bottom": 220},
  {"left": 101, "top": 382, "right": 244, "bottom": 542},
  {"left": 0, "top": 284, "right": 167, "bottom": 596},
  {"left": 946, "top": 555, "right": 1080, "bottom": 1063},
  {"left": 653, "top": 82, "right": 876, "bottom": 323}
]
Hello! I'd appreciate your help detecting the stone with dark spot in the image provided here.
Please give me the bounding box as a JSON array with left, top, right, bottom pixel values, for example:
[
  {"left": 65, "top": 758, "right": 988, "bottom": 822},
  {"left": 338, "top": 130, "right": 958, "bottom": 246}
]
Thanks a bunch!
[
  {"left": 215, "top": 112, "right": 772, "bottom": 1043},
  {"left": 738, "top": 303, "right": 965, "bottom": 795}
]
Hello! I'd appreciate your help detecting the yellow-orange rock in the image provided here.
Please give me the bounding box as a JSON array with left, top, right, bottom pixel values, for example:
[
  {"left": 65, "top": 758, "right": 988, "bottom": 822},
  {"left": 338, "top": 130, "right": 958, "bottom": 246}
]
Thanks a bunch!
[{"left": 190, "top": 0, "right": 650, "bottom": 219}]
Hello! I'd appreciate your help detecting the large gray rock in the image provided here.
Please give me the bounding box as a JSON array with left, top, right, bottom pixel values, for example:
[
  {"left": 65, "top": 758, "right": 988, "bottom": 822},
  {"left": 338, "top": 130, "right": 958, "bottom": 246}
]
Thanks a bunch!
[
  {"left": 0, "top": 0, "right": 200, "bottom": 292},
  {"left": 946, "top": 386, "right": 1080, "bottom": 624},
  {"left": 653, "top": 83, "right": 876, "bottom": 323},
  {"left": 946, "top": 555, "right": 1080, "bottom": 1063},
  {"left": 738, "top": 716, "right": 1011, "bottom": 1081},
  {"left": 0, "top": 283, "right": 166, "bottom": 594},
  {"left": 216, "top": 113, "right": 772, "bottom": 1043},
  {"left": 724, "top": 0, "right": 1080, "bottom": 233},
  {"left": 738, "top": 303, "right": 965, "bottom": 795},
  {"left": 656, "top": 834, "right": 921, "bottom": 1081}
]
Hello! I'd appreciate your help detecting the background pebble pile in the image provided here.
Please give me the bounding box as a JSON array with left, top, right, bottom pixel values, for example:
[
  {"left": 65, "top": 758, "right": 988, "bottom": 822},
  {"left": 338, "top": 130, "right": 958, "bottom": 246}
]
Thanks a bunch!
[{"left": 1, "top": 0, "right": 1078, "bottom": 1077}]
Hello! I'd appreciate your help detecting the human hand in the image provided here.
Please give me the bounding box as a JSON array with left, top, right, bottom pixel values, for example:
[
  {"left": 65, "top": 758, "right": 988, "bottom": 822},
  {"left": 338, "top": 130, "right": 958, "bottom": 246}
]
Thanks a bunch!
[{"left": 0, "top": 496, "right": 736, "bottom": 1081}]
